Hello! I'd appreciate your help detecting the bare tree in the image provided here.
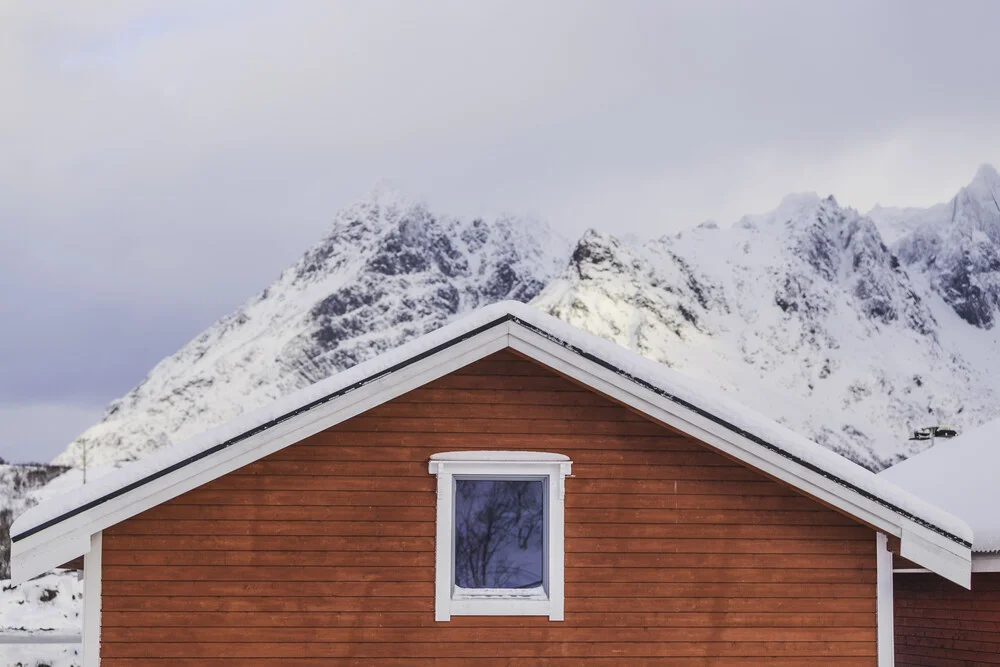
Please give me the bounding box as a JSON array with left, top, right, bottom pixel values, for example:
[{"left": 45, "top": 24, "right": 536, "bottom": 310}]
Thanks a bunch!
[{"left": 454, "top": 480, "right": 544, "bottom": 588}]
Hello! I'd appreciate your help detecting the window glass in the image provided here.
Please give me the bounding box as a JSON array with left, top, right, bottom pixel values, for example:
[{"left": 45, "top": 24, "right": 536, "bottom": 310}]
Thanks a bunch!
[{"left": 454, "top": 479, "right": 545, "bottom": 589}]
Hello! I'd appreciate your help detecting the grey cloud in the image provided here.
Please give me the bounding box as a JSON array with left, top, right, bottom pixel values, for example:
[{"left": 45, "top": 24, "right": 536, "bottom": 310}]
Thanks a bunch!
[{"left": 0, "top": 402, "right": 105, "bottom": 464}]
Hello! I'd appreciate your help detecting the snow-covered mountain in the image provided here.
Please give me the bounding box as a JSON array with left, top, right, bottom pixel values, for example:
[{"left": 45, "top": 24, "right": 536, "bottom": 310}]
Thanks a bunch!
[
  {"left": 54, "top": 189, "right": 570, "bottom": 468},
  {"left": 871, "top": 164, "right": 1000, "bottom": 329},
  {"left": 47, "top": 166, "right": 1000, "bottom": 476},
  {"left": 535, "top": 190, "right": 1000, "bottom": 469}
]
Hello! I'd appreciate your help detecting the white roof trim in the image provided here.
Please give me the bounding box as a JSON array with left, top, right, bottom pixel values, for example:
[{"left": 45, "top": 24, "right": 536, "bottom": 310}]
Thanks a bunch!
[
  {"left": 507, "top": 324, "right": 970, "bottom": 587},
  {"left": 10, "top": 301, "right": 972, "bottom": 587},
  {"left": 894, "top": 552, "right": 1000, "bottom": 574},
  {"left": 973, "top": 553, "right": 1000, "bottom": 573}
]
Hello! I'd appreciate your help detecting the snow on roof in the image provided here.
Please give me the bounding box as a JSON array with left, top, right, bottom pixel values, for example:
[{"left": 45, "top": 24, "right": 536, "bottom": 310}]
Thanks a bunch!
[
  {"left": 13, "top": 301, "right": 972, "bottom": 550},
  {"left": 880, "top": 418, "right": 1000, "bottom": 553},
  {"left": 512, "top": 306, "right": 971, "bottom": 547},
  {"left": 12, "top": 302, "right": 517, "bottom": 541}
]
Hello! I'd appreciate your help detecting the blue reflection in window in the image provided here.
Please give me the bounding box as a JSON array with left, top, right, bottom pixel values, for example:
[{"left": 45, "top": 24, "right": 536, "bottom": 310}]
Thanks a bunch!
[{"left": 454, "top": 479, "right": 544, "bottom": 589}]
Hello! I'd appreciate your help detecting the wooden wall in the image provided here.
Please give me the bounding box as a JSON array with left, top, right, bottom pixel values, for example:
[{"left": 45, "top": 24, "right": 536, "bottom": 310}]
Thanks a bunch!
[
  {"left": 895, "top": 572, "right": 1000, "bottom": 665},
  {"left": 100, "top": 350, "right": 877, "bottom": 665}
]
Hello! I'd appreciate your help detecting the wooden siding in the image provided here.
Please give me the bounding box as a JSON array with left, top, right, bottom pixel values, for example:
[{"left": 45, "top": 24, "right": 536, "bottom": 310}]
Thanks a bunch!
[
  {"left": 100, "top": 350, "right": 877, "bottom": 665},
  {"left": 895, "top": 572, "right": 1000, "bottom": 666}
]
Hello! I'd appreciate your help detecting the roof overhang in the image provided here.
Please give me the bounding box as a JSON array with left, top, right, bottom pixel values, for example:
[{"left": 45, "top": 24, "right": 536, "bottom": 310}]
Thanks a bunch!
[
  {"left": 973, "top": 552, "right": 1000, "bottom": 573},
  {"left": 11, "top": 305, "right": 973, "bottom": 587},
  {"left": 896, "top": 551, "right": 1000, "bottom": 575}
]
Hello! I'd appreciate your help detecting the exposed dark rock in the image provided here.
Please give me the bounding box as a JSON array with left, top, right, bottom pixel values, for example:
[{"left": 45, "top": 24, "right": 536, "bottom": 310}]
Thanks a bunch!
[{"left": 891, "top": 164, "right": 1000, "bottom": 329}]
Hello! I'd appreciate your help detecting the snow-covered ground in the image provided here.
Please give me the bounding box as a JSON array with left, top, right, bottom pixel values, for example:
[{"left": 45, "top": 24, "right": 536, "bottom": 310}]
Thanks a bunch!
[
  {"left": 1, "top": 468, "right": 109, "bottom": 667},
  {"left": 1, "top": 571, "right": 82, "bottom": 667},
  {"left": 1, "top": 572, "right": 82, "bottom": 632},
  {"left": 2, "top": 644, "right": 80, "bottom": 667}
]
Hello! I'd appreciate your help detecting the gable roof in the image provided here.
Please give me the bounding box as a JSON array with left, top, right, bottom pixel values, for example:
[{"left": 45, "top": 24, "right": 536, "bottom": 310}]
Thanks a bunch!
[
  {"left": 11, "top": 301, "right": 972, "bottom": 586},
  {"left": 880, "top": 418, "right": 1000, "bottom": 555}
]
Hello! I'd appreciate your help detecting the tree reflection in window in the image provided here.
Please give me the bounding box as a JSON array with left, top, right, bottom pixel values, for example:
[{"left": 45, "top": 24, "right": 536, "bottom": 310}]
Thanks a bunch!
[{"left": 454, "top": 479, "right": 544, "bottom": 589}]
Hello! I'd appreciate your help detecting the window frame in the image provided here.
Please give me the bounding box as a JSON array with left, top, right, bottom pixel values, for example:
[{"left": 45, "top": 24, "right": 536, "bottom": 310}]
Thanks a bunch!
[{"left": 428, "top": 452, "right": 572, "bottom": 621}]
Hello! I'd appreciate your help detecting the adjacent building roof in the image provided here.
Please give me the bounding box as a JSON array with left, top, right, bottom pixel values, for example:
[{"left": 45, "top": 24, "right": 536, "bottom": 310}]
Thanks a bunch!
[
  {"left": 880, "top": 418, "right": 1000, "bottom": 554},
  {"left": 11, "top": 301, "right": 973, "bottom": 586}
]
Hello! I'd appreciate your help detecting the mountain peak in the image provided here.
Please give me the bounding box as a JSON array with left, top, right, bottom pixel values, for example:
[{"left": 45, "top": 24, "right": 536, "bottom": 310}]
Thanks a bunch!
[
  {"left": 365, "top": 179, "right": 419, "bottom": 208},
  {"left": 778, "top": 191, "right": 824, "bottom": 211},
  {"left": 971, "top": 163, "right": 1000, "bottom": 188},
  {"left": 735, "top": 192, "right": 823, "bottom": 231},
  {"left": 952, "top": 163, "right": 1000, "bottom": 224},
  {"left": 963, "top": 164, "right": 1000, "bottom": 212},
  {"left": 54, "top": 194, "right": 570, "bottom": 468},
  {"left": 887, "top": 162, "right": 1000, "bottom": 329},
  {"left": 569, "top": 229, "right": 628, "bottom": 277}
]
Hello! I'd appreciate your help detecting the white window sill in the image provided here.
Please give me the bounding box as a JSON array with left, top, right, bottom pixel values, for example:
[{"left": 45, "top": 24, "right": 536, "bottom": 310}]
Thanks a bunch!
[
  {"left": 451, "top": 586, "right": 552, "bottom": 616},
  {"left": 453, "top": 584, "right": 547, "bottom": 600},
  {"left": 450, "top": 597, "right": 553, "bottom": 616}
]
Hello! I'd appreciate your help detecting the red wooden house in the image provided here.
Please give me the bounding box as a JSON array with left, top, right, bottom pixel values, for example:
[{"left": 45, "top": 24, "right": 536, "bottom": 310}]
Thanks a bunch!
[
  {"left": 12, "top": 302, "right": 971, "bottom": 666},
  {"left": 880, "top": 418, "right": 1000, "bottom": 665}
]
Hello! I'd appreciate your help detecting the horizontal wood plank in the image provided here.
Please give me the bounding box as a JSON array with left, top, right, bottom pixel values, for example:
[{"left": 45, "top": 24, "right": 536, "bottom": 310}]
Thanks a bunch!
[
  {"left": 102, "top": 595, "right": 875, "bottom": 614},
  {"left": 108, "top": 519, "right": 868, "bottom": 540},
  {"left": 102, "top": 549, "right": 872, "bottom": 570},
  {"left": 136, "top": 504, "right": 857, "bottom": 527},
  {"left": 102, "top": 564, "right": 874, "bottom": 585},
  {"left": 102, "top": 580, "right": 875, "bottom": 599},
  {"left": 101, "top": 641, "right": 877, "bottom": 658},
  {"left": 100, "top": 610, "right": 876, "bottom": 629},
  {"left": 101, "top": 659, "right": 874, "bottom": 667},
  {"left": 305, "top": 431, "right": 699, "bottom": 451},
  {"left": 164, "top": 489, "right": 821, "bottom": 510},
  {"left": 324, "top": 417, "right": 668, "bottom": 436},
  {"left": 894, "top": 572, "right": 1000, "bottom": 666},
  {"left": 101, "top": 625, "right": 877, "bottom": 644},
  {"left": 262, "top": 446, "right": 732, "bottom": 466}
]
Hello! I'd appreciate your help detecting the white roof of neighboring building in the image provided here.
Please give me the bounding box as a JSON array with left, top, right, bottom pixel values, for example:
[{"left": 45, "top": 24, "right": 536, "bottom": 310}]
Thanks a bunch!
[
  {"left": 880, "top": 418, "right": 1000, "bottom": 553},
  {"left": 10, "top": 301, "right": 973, "bottom": 586}
]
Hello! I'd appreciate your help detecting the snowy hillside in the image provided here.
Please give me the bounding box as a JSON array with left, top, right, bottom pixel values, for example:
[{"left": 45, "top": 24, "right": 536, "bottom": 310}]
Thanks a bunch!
[
  {"left": 534, "top": 190, "right": 1000, "bottom": 469},
  {"left": 1, "top": 571, "right": 82, "bottom": 632},
  {"left": 0, "top": 464, "right": 70, "bottom": 579},
  {"left": 54, "top": 189, "right": 570, "bottom": 468},
  {"left": 1, "top": 466, "right": 87, "bottom": 666},
  {"left": 872, "top": 164, "right": 1000, "bottom": 329},
  {"left": 38, "top": 166, "right": 1000, "bottom": 474},
  {"left": 0, "top": 570, "right": 83, "bottom": 667}
]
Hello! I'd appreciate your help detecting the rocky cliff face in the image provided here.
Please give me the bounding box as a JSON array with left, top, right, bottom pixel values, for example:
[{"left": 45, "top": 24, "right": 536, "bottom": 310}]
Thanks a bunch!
[
  {"left": 875, "top": 164, "right": 1000, "bottom": 329},
  {"left": 534, "top": 188, "right": 999, "bottom": 469},
  {"left": 54, "top": 190, "right": 570, "bottom": 468}
]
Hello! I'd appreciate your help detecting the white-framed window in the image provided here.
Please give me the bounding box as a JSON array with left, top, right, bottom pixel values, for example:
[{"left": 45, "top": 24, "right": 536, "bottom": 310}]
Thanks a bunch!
[{"left": 428, "top": 451, "right": 572, "bottom": 621}]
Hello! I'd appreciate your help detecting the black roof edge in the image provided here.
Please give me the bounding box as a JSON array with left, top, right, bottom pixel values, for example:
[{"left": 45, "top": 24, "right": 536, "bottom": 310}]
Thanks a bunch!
[
  {"left": 14, "top": 312, "right": 971, "bottom": 550},
  {"left": 13, "top": 314, "right": 513, "bottom": 543},
  {"left": 510, "top": 316, "right": 970, "bottom": 549}
]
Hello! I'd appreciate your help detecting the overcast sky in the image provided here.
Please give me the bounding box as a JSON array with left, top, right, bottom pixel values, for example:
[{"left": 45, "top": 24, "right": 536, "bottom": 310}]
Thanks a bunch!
[{"left": 2, "top": 1, "right": 998, "bottom": 463}]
